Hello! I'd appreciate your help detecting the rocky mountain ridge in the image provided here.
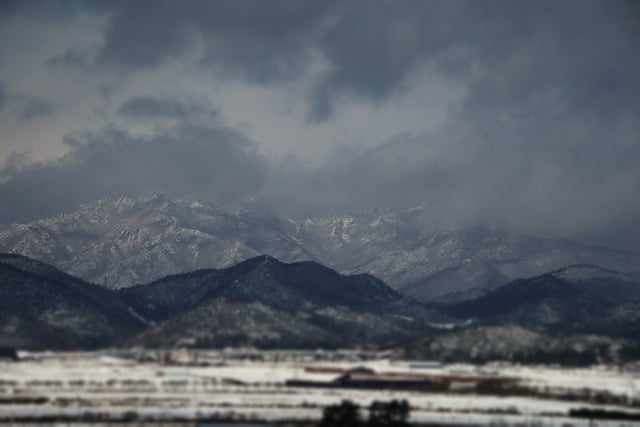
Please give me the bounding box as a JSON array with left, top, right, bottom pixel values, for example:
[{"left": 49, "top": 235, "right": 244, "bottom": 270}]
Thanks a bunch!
[{"left": 1, "top": 194, "right": 639, "bottom": 302}]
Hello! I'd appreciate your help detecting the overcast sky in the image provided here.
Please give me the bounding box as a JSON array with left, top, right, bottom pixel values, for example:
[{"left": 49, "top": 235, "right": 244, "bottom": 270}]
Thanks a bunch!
[{"left": 0, "top": 0, "right": 639, "bottom": 251}]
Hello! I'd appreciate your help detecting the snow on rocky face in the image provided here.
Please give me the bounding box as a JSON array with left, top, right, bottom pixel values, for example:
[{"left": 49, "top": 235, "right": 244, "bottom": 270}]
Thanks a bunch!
[{"left": 1, "top": 194, "right": 638, "bottom": 297}]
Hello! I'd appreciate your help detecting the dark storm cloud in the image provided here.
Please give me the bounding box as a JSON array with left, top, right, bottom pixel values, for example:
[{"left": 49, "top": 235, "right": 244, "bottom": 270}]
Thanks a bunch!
[
  {"left": 0, "top": 0, "right": 77, "bottom": 19},
  {"left": 36, "top": 0, "right": 636, "bottom": 121},
  {"left": 118, "top": 95, "right": 217, "bottom": 122},
  {"left": 458, "top": 2, "right": 640, "bottom": 121},
  {"left": 0, "top": 124, "right": 267, "bottom": 223},
  {"left": 309, "top": 0, "right": 461, "bottom": 120},
  {"left": 263, "top": 111, "right": 640, "bottom": 246},
  {"left": 76, "top": 0, "right": 336, "bottom": 83},
  {"left": 1, "top": 0, "right": 639, "bottom": 250},
  {"left": 314, "top": 0, "right": 640, "bottom": 120},
  {"left": 16, "top": 97, "right": 55, "bottom": 121}
]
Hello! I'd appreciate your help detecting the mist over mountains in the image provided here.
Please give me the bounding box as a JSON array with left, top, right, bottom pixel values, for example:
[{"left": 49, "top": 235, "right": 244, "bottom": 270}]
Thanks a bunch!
[{"left": 2, "top": 1, "right": 639, "bottom": 255}]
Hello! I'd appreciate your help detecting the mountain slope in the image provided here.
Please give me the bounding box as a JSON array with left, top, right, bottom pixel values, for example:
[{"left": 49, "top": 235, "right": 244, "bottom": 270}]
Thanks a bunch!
[
  {"left": 0, "top": 194, "right": 267, "bottom": 288},
  {"left": 121, "top": 255, "right": 423, "bottom": 319},
  {"left": 130, "top": 298, "right": 425, "bottom": 349},
  {"left": 0, "top": 254, "right": 145, "bottom": 349},
  {"left": 121, "top": 256, "right": 446, "bottom": 348},
  {"left": 2, "top": 253, "right": 639, "bottom": 355},
  {"left": 445, "top": 274, "right": 611, "bottom": 331},
  {"left": 548, "top": 264, "right": 640, "bottom": 304},
  {"left": 444, "top": 264, "right": 640, "bottom": 336},
  {"left": 400, "top": 261, "right": 508, "bottom": 303},
  {"left": 603, "top": 300, "right": 640, "bottom": 340},
  {"left": 0, "top": 252, "right": 446, "bottom": 350}
]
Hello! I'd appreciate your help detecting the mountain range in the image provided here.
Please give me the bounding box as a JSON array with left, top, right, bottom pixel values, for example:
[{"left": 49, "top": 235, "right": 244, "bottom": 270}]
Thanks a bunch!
[
  {"left": 121, "top": 255, "right": 448, "bottom": 348},
  {"left": 0, "top": 253, "right": 445, "bottom": 350},
  {"left": 1, "top": 194, "right": 638, "bottom": 303},
  {"left": 2, "top": 194, "right": 640, "bottom": 362},
  {"left": 2, "top": 252, "right": 640, "bottom": 364}
]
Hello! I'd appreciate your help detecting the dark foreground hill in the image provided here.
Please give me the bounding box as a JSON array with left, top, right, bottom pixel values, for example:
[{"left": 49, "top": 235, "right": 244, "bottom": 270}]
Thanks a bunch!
[
  {"left": 120, "top": 255, "right": 446, "bottom": 348},
  {"left": 0, "top": 254, "right": 145, "bottom": 349},
  {"left": 3, "top": 253, "right": 640, "bottom": 364},
  {"left": 0, "top": 253, "right": 446, "bottom": 350},
  {"left": 441, "top": 264, "right": 640, "bottom": 338}
]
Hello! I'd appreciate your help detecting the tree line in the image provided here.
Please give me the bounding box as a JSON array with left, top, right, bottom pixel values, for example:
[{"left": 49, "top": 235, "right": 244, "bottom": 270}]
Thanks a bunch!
[{"left": 318, "top": 399, "right": 410, "bottom": 427}]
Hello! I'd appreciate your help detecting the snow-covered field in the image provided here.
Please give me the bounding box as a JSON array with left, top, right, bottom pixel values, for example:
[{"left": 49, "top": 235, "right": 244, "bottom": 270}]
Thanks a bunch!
[{"left": 0, "top": 350, "right": 639, "bottom": 426}]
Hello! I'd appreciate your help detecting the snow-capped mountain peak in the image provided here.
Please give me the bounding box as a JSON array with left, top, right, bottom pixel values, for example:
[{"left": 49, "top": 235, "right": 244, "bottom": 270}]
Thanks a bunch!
[{"left": 1, "top": 194, "right": 639, "bottom": 298}]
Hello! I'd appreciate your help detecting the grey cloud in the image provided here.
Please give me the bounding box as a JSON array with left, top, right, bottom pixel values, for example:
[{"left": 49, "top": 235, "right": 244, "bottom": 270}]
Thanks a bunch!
[
  {"left": 30, "top": 1, "right": 640, "bottom": 121},
  {"left": 76, "top": 0, "right": 434, "bottom": 116},
  {"left": 0, "top": 150, "right": 31, "bottom": 181},
  {"left": 309, "top": 1, "right": 460, "bottom": 119},
  {"left": 584, "top": 214, "right": 640, "bottom": 253},
  {"left": 0, "top": 0, "right": 78, "bottom": 19},
  {"left": 262, "top": 113, "right": 640, "bottom": 249},
  {"left": 0, "top": 82, "right": 5, "bottom": 112},
  {"left": 0, "top": 124, "right": 267, "bottom": 223},
  {"left": 88, "top": 0, "right": 436, "bottom": 95},
  {"left": 0, "top": 82, "right": 55, "bottom": 121},
  {"left": 47, "top": 47, "right": 93, "bottom": 69},
  {"left": 459, "top": 2, "right": 640, "bottom": 122},
  {"left": 90, "top": 0, "right": 335, "bottom": 81},
  {"left": 118, "top": 95, "right": 218, "bottom": 122},
  {"left": 83, "top": 1, "right": 640, "bottom": 121},
  {"left": 1, "top": 1, "right": 639, "bottom": 251},
  {"left": 16, "top": 97, "right": 55, "bottom": 121},
  {"left": 317, "top": 0, "right": 640, "bottom": 120}
]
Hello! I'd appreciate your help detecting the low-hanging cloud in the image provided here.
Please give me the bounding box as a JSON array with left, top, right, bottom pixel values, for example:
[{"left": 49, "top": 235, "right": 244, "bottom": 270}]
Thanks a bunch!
[
  {"left": 0, "top": 1, "right": 639, "bottom": 251},
  {"left": 0, "top": 122, "right": 267, "bottom": 223},
  {"left": 261, "top": 111, "right": 640, "bottom": 250}
]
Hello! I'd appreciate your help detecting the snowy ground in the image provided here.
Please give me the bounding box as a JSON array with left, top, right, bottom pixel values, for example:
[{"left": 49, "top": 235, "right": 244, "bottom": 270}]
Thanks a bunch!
[{"left": 0, "top": 350, "right": 639, "bottom": 426}]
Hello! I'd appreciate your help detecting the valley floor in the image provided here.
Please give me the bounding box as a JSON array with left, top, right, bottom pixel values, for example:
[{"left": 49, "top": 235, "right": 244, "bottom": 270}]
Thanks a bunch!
[{"left": 0, "top": 350, "right": 639, "bottom": 426}]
